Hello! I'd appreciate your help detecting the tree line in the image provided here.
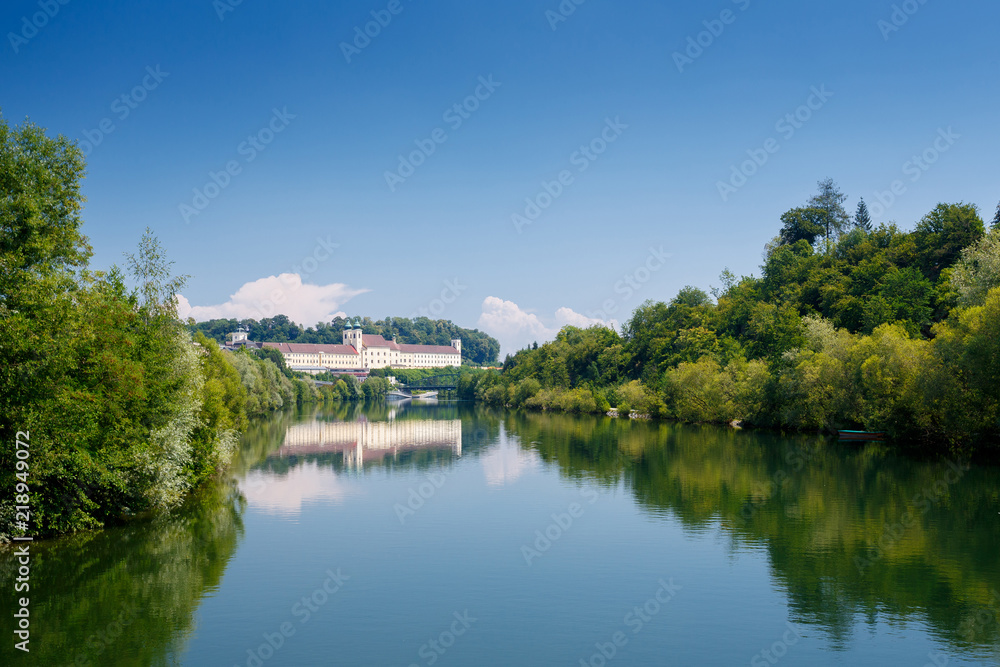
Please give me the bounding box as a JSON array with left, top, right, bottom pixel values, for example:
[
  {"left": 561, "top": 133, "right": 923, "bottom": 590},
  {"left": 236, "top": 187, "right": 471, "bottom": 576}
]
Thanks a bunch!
[
  {"left": 461, "top": 180, "right": 1000, "bottom": 455},
  {"left": 190, "top": 315, "right": 501, "bottom": 366}
]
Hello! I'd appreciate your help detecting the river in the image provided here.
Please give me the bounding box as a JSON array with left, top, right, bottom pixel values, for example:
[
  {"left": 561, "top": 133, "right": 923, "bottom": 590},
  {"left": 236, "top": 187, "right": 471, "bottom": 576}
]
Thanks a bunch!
[{"left": 3, "top": 402, "right": 999, "bottom": 666}]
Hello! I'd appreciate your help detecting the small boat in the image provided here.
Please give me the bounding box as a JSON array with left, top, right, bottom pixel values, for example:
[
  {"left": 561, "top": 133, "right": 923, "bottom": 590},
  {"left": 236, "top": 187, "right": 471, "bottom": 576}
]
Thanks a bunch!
[{"left": 838, "top": 430, "right": 886, "bottom": 442}]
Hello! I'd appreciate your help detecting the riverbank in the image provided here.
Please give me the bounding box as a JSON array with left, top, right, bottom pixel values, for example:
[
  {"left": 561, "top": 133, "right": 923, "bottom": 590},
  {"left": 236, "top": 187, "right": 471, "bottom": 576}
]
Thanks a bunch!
[{"left": 460, "top": 191, "right": 1000, "bottom": 455}]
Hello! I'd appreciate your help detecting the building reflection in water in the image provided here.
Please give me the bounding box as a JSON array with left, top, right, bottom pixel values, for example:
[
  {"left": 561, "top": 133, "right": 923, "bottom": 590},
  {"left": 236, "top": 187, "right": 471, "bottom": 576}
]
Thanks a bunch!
[
  {"left": 276, "top": 418, "right": 463, "bottom": 468},
  {"left": 240, "top": 416, "right": 465, "bottom": 515}
]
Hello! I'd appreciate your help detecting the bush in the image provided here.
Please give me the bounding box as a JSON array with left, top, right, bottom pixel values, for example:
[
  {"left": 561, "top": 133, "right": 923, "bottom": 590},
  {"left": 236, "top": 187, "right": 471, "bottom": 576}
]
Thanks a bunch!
[
  {"left": 511, "top": 378, "right": 542, "bottom": 407},
  {"left": 554, "top": 387, "right": 598, "bottom": 414}
]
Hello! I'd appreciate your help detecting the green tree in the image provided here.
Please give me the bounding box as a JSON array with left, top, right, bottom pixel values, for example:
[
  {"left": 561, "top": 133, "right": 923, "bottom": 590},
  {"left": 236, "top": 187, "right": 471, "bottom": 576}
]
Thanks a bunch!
[
  {"left": 779, "top": 208, "right": 824, "bottom": 246},
  {"left": 913, "top": 202, "right": 985, "bottom": 280},
  {"left": 950, "top": 228, "right": 1000, "bottom": 306},
  {"left": 0, "top": 115, "right": 90, "bottom": 443},
  {"left": 928, "top": 287, "right": 1000, "bottom": 446},
  {"left": 854, "top": 198, "right": 873, "bottom": 231},
  {"left": 808, "top": 178, "right": 851, "bottom": 249}
]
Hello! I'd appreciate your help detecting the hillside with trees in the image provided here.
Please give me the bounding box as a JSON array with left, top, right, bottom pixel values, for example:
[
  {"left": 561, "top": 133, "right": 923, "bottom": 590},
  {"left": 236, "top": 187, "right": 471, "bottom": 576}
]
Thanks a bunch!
[
  {"left": 0, "top": 117, "right": 322, "bottom": 539},
  {"left": 462, "top": 181, "right": 1000, "bottom": 454},
  {"left": 190, "top": 315, "right": 500, "bottom": 365}
]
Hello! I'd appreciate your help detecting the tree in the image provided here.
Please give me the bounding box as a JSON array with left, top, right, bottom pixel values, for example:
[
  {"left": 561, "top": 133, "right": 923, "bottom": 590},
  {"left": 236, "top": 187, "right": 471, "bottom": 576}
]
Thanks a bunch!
[
  {"left": 951, "top": 228, "right": 1000, "bottom": 306},
  {"left": 0, "top": 116, "right": 90, "bottom": 299},
  {"left": 808, "top": 178, "right": 851, "bottom": 249},
  {"left": 913, "top": 202, "right": 985, "bottom": 280},
  {"left": 124, "top": 228, "right": 188, "bottom": 320},
  {"left": 779, "top": 208, "right": 825, "bottom": 246},
  {"left": 992, "top": 200, "right": 1000, "bottom": 229},
  {"left": 1, "top": 114, "right": 90, "bottom": 488},
  {"left": 854, "top": 198, "right": 873, "bottom": 231},
  {"left": 862, "top": 267, "right": 934, "bottom": 334}
]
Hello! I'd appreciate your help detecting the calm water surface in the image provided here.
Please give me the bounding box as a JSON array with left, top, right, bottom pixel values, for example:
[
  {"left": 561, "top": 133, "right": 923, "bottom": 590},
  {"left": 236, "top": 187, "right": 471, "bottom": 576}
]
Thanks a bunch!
[{"left": 3, "top": 402, "right": 999, "bottom": 666}]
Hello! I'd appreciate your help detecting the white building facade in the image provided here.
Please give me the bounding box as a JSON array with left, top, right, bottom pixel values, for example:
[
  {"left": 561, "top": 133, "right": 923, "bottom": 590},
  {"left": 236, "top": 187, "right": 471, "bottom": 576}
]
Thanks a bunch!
[{"left": 261, "top": 321, "right": 461, "bottom": 374}]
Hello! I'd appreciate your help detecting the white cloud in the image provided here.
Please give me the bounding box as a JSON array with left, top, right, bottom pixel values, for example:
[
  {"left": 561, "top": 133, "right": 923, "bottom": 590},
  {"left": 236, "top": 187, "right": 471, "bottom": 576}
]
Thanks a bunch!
[
  {"left": 177, "top": 273, "right": 368, "bottom": 325},
  {"left": 554, "top": 307, "right": 606, "bottom": 329},
  {"left": 481, "top": 436, "right": 539, "bottom": 488},
  {"left": 477, "top": 296, "right": 611, "bottom": 357}
]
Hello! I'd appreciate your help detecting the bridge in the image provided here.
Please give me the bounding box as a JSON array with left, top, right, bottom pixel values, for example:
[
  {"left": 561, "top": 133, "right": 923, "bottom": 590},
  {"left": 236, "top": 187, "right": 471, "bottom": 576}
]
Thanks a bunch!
[{"left": 397, "top": 373, "right": 460, "bottom": 391}]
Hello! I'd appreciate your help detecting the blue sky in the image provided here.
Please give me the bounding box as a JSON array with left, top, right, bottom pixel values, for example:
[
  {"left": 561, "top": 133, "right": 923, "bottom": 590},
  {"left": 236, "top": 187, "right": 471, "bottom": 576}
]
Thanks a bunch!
[{"left": 3, "top": 0, "right": 998, "bottom": 355}]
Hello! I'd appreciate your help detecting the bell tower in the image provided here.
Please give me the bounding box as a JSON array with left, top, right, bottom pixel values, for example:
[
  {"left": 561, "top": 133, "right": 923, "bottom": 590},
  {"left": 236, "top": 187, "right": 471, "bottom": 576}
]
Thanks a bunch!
[
  {"left": 232, "top": 326, "right": 249, "bottom": 345},
  {"left": 343, "top": 319, "right": 364, "bottom": 351}
]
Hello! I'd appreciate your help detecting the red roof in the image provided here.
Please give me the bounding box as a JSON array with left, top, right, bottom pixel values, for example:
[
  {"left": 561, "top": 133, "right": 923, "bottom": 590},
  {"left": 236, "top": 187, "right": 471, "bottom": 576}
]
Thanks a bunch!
[
  {"left": 263, "top": 342, "right": 358, "bottom": 355},
  {"left": 264, "top": 339, "right": 458, "bottom": 357},
  {"left": 362, "top": 334, "right": 397, "bottom": 349},
  {"left": 361, "top": 335, "right": 458, "bottom": 355},
  {"left": 398, "top": 344, "right": 460, "bottom": 355}
]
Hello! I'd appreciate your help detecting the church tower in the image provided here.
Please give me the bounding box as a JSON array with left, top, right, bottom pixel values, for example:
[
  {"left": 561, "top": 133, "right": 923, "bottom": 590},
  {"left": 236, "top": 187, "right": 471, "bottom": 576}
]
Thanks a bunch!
[
  {"left": 231, "top": 326, "right": 249, "bottom": 345},
  {"left": 451, "top": 338, "right": 462, "bottom": 356},
  {"left": 343, "top": 319, "right": 364, "bottom": 351}
]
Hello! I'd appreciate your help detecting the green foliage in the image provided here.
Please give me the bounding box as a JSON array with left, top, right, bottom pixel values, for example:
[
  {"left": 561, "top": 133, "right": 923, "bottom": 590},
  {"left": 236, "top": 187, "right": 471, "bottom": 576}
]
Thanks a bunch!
[
  {"left": 617, "top": 380, "right": 665, "bottom": 417},
  {"left": 849, "top": 324, "right": 930, "bottom": 437},
  {"left": 510, "top": 378, "right": 542, "bottom": 408},
  {"left": 779, "top": 208, "right": 825, "bottom": 246},
  {"left": 808, "top": 178, "right": 851, "bottom": 248},
  {"left": 0, "top": 115, "right": 90, "bottom": 297},
  {"left": 479, "top": 193, "right": 1000, "bottom": 453},
  {"left": 362, "top": 376, "right": 391, "bottom": 400},
  {"left": 950, "top": 228, "right": 1000, "bottom": 307},
  {"left": 0, "top": 117, "right": 307, "bottom": 539},
  {"left": 854, "top": 198, "right": 873, "bottom": 231},
  {"left": 923, "top": 287, "right": 1000, "bottom": 448},
  {"left": 913, "top": 202, "right": 985, "bottom": 280},
  {"left": 861, "top": 266, "right": 933, "bottom": 334},
  {"left": 664, "top": 357, "right": 769, "bottom": 424}
]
